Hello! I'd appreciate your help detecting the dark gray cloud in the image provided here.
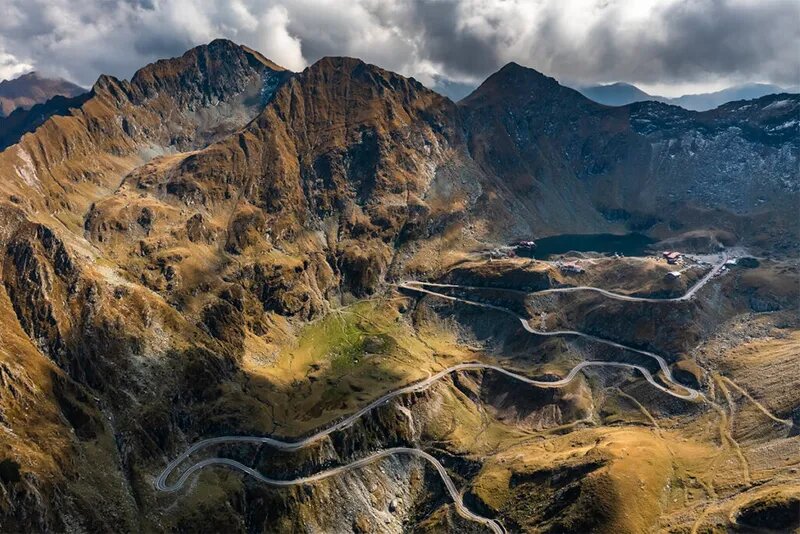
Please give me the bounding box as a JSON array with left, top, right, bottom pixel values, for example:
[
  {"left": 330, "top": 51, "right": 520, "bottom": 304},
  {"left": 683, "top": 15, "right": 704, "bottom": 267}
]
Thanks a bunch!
[
  {"left": 0, "top": 0, "right": 797, "bottom": 96},
  {"left": 406, "top": 0, "right": 503, "bottom": 80}
]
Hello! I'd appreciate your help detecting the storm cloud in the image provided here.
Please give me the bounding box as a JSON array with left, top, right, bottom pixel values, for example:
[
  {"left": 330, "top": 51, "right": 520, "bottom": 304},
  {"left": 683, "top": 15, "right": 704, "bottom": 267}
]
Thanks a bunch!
[{"left": 0, "top": 0, "right": 797, "bottom": 96}]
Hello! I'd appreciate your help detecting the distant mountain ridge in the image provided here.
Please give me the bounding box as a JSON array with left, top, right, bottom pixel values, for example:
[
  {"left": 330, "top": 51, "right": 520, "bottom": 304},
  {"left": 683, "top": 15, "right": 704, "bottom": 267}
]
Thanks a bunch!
[
  {"left": 0, "top": 71, "right": 86, "bottom": 117},
  {"left": 575, "top": 81, "right": 796, "bottom": 111},
  {"left": 576, "top": 82, "right": 653, "bottom": 107}
]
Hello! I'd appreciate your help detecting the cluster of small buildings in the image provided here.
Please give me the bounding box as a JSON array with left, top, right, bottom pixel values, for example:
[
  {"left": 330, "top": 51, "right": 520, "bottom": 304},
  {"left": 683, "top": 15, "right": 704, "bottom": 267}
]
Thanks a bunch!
[
  {"left": 487, "top": 247, "right": 516, "bottom": 259},
  {"left": 662, "top": 251, "right": 683, "bottom": 265},
  {"left": 485, "top": 239, "right": 537, "bottom": 260}
]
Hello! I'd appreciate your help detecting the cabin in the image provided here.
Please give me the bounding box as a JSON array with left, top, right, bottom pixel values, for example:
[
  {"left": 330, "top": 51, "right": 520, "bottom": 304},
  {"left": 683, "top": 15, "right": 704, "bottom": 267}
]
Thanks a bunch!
[
  {"left": 662, "top": 251, "right": 683, "bottom": 264},
  {"left": 666, "top": 271, "right": 682, "bottom": 280}
]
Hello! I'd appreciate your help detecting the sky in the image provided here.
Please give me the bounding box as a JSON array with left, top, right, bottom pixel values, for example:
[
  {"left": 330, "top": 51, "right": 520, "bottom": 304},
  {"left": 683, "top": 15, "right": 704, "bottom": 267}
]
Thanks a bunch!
[{"left": 0, "top": 0, "right": 798, "bottom": 98}]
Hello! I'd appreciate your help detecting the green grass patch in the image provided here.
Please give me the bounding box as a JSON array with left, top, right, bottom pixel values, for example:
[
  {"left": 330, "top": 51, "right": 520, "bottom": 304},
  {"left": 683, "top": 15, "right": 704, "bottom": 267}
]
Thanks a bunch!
[{"left": 293, "top": 301, "right": 399, "bottom": 373}]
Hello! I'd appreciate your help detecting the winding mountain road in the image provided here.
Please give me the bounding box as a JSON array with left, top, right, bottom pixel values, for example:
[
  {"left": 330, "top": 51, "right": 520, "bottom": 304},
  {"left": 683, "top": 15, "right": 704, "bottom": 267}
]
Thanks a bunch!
[
  {"left": 155, "top": 255, "right": 727, "bottom": 532},
  {"left": 399, "top": 254, "right": 729, "bottom": 401},
  {"left": 155, "top": 360, "right": 690, "bottom": 534},
  {"left": 155, "top": 361, "right": 698, "bottom": 489},
  {"left": 159, "top": 446, "right": 505, "bottom": 534},
  {"left": 403, "top": 252, "right": 728, "bottom": 303},
  {"left": 397, "top": 284, "right": 702, "bottom": 400}
]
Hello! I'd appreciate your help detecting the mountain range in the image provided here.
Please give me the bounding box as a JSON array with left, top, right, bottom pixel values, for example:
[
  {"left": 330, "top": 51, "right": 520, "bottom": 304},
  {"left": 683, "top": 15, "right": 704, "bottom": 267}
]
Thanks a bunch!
[
  {"left": 3, "top": 69, "right": 794, "bottom": 124},
  {"left": 576, "top": 81, "right": 797, "bottom": 110},
  {"left": 0, "top": 39, "right": 797, "bottom": 532},
  {"left": 0, "top": 71, "right": 86, "bottom": 117}
]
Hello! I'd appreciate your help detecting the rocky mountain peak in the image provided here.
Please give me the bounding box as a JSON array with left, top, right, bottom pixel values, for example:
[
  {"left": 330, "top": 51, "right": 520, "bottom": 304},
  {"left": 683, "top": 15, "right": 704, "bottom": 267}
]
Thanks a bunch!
[
  {"left": 308, "top": 55, "right": 366, "bottom": 71},
  {"left": 461, "top": 61, "right": 579, "bottom": 108},
  {"left": 299, "top": 56, "right": 429, "bottom": 97},
  {"left": 90, "top": 74, "right": 128, "bottom": 101},
  {"left": 260, "top": 54, "right": 455, "bottom": 148},
  {"left": 0, "top": 39, "right": 296, "bottom": 222},
  {"left": 3, "top": 71, "right": 43, "bottom": 85},
  {"left": 125, "top": 38, "right": 289, "bottom": 110}
]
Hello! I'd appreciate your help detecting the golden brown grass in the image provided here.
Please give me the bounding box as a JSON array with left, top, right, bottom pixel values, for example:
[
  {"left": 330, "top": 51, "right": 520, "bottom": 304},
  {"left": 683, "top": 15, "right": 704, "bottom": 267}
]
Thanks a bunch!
[{"left": 238, "top": 296, "right": 475, "bottom": 435}]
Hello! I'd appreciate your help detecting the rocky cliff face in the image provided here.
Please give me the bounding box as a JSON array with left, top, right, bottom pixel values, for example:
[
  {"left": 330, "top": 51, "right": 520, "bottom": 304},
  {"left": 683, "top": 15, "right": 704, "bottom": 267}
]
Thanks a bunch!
[
  {"left": 82, "top": 55, "right": 467, "bottom": 321},
  {"left": 0, "top": 39, "right": 290, "bottom": 223},
  {"left": 626, "top": 95, "right": 799, "bottom": 211},
  {"left": 0, "top": 41, "right": 796, "bottom": 533},
  {"left": 459, "top": 63, "right": 799, "bottom": 239}
]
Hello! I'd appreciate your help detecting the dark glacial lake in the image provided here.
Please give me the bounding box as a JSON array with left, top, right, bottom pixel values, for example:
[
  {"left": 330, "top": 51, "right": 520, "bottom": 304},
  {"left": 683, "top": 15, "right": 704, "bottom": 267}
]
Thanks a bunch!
[{"left": 528, "top": 233, "right": 656, "bottom": 260}]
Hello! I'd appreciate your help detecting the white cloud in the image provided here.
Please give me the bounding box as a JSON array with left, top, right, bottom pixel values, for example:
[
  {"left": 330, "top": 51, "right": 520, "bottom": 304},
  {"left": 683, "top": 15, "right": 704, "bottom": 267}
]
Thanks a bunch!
[
  {"left": 255, "top": 6, "right": 305, "bottom": 71},
  {"left": 0, "top": 0, "right": 796, "bottom": 95},
  {"left": 0, "top": 51, "right": 33, "bottom": 81}
]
